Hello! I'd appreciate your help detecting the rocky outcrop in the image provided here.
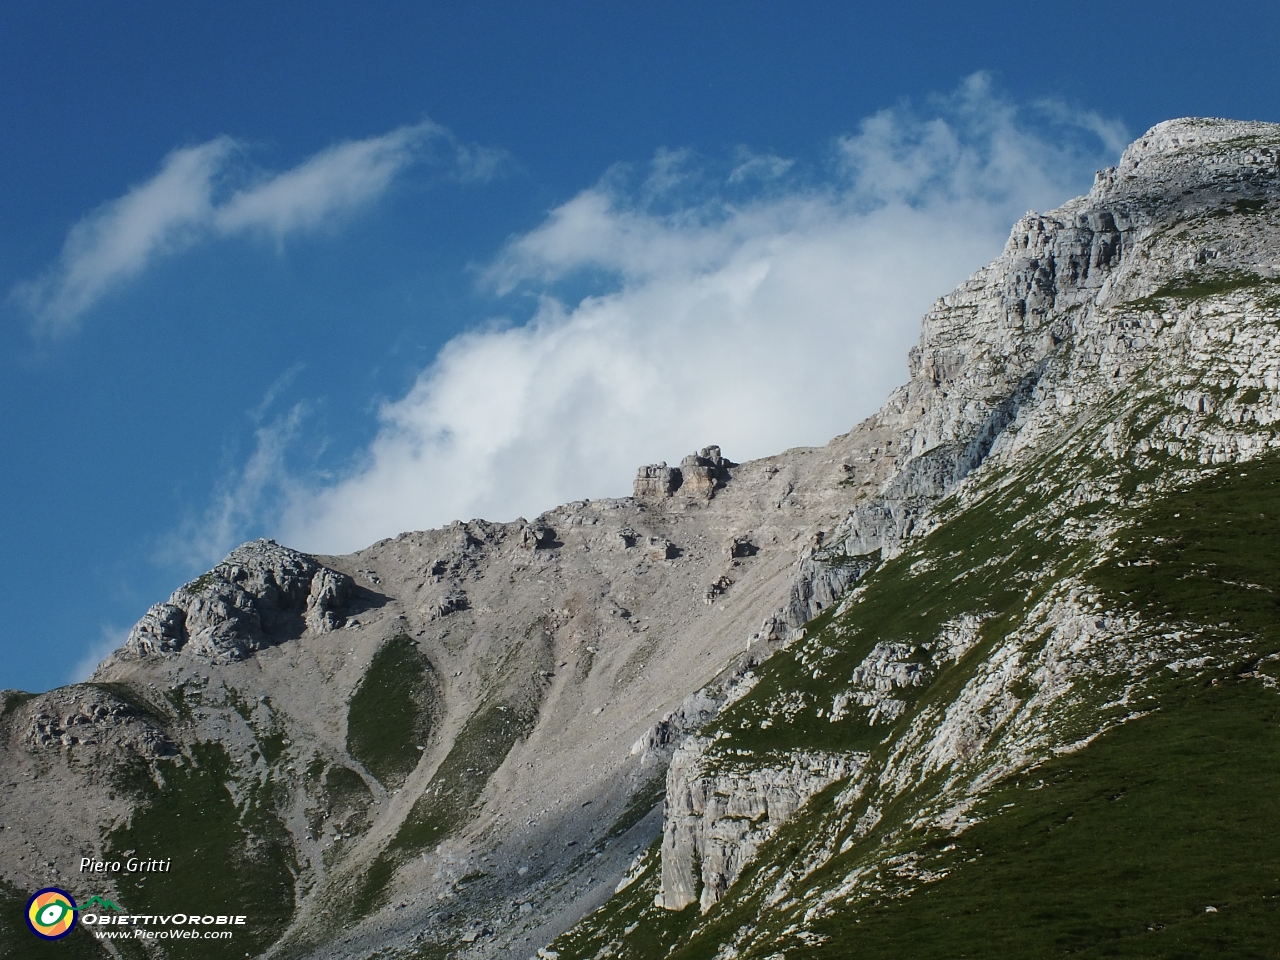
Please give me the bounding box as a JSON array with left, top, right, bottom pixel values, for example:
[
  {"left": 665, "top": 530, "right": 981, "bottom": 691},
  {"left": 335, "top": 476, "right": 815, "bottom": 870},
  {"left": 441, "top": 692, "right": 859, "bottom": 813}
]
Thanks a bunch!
[
  {"left": 111, "top": 539, "right": 354, "bottom": 665},
  {"left": 646, "top": 537, "right": 679, "bottom": 560},
  {"left": 633, "top": 446, "right": 735, "bottom": 499},
  {"left": 630, "top": 689, "right": 722, "bottom": 768},
  {"left": 12, "top": 685, "right": 176, "bottom": 757},
  {"left": 653, "top": 616, "right": 985, "bottom": 913},
  {"left": 657, "top": 738, "right": 863, "bottom": 912},
  {"left": 517, "top": 521, "right": 557, "bottom": 551},
  {"left": 778, "top": 545, "right": 876, "bottom": 631},
  {"left": 634, "top": 462, "right": 682, "bottom": 498},
  {"left": 679, "top": 446, "right": 734, "bottom": 499}
]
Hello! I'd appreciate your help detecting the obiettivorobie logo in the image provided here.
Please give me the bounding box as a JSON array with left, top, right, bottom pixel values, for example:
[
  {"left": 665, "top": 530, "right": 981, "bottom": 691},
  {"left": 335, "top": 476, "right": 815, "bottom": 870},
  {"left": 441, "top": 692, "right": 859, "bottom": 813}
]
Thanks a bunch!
[
  {"left": 25, "top": 887, "right": 79, "bottom": 940},
  {"left": 25, "top": 890, "right": 126, "bottom": 940},
  {"left": 25, "top": 884, "right": 248, "bottom": 943}
]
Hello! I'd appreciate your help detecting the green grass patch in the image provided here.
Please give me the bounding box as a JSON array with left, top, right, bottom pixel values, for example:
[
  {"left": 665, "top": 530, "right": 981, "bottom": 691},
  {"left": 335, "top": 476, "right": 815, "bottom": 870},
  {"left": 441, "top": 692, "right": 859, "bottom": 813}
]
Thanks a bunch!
[
  {"left": 1203, "top": 198, "right": 1269, "bottom": 221},
  {"left": 258, "top": 730, "right": 288, "bottom": 766},
  {"left": 163, "top": 685, "right": 195, "bottom": 723},
  {"left": 105, "top": 743, "right": 295, "bottom": 960},
  {"left": 390, "top": 699, "right": 539, "bottom": 854},
  {"left": 183, "top": 571, "right": 217, "bottom": 594},
  {"left": 1089, "top": 454, "right": 1280, "bottom": 643},
  {"left": 1, "top": 690, "right": 36, "bottom": 717},
  {"left": 225, "top": 690, "right": 291, "bottom": 765},
  {"left": 1239, "top": 386, "right": 1264, "bottom": 406},
  {"left": 801, "top": 673, "right": 1280, "bottom": 959},
  {"left": 346, "top": 634, "right": 439, "bottom": 787},
  {"left": 1126, "top": 270, "right": 1275, "bottom": 310},
  {"left": 348, "top": 852, "right": 397, "bottom": 922},
  {"left": 350, "top": 696, "right": 540, "bottom": 916}
]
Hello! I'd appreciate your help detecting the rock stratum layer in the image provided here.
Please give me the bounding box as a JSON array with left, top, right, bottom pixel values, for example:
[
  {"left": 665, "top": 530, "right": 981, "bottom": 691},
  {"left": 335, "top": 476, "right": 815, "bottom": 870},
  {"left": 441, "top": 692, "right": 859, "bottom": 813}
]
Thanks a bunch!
[{"left": 4, "top": 118, "right": 1280, "bottom": 960}]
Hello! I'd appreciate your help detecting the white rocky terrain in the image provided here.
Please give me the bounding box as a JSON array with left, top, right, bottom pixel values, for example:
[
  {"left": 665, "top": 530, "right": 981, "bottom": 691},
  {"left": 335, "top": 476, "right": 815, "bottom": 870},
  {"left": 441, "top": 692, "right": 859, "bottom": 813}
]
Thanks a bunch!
[{"left": 3, "top": 117, "right": 1280, "bottom": 960}]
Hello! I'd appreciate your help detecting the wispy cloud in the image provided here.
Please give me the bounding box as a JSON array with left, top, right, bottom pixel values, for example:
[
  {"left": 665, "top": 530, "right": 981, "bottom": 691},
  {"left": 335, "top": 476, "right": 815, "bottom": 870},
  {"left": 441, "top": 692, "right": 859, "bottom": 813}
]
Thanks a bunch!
[
  {"left": 834, "top": 75, "right": 1123, "bottom": 209},
  {"left": 728, "top": 148, "right": 795, "bottom": 184},
  {"left": 13, "top": 119, "right": 499, "bottom": 336},
  {"left": 70, "top": 625, "right": 130, "bottom": 683},
  {"left": 213, "top": 122, "right": 441, "bottom": 236},
  {"left": 165, "top": 402, "right": 307, "bottom": 570},
  {"left": 13, "top": 138, "right": 235, "bottom": 335},
  {"left": 268, "top": 75, "right": 1127, "bottom": 555}
]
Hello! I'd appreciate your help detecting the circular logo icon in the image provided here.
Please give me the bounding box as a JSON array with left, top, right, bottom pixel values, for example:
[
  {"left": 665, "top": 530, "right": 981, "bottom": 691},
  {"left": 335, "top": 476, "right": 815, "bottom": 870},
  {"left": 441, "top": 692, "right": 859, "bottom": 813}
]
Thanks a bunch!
[{"left": 26, "top": 887, "right": 78, "bottom": 940}]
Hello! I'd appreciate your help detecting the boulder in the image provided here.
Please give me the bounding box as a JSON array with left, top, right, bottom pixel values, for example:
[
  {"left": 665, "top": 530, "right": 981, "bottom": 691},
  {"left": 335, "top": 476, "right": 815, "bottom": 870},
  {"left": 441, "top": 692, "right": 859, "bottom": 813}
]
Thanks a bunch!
[
  {"left": 517, "top": 521, "right": 557, "bottom": 551},
  {"left": 647, "top": 537, "right": 679, "bottom": 560}
]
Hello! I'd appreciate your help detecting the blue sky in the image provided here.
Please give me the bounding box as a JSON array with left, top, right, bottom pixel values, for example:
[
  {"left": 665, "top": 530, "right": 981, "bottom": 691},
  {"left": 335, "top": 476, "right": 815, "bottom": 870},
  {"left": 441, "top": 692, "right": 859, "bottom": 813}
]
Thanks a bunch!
[{"left": 2, "top": 0, "right": 1278, "bottom": 693}]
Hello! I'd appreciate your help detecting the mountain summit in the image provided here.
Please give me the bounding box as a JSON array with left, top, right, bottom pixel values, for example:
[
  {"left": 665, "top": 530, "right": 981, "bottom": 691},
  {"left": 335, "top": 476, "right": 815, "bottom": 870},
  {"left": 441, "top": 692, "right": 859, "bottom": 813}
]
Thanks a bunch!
[{"left": 4, "top": 117, "right": 1280, "bottom": 959}]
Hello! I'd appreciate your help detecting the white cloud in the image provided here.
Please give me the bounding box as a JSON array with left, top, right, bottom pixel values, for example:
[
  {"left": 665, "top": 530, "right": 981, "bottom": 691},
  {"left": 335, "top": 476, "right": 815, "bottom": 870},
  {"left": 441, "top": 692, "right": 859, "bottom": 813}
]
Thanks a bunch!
[
  {"left": 276, "top": 76, "right": 1127, "bottom": 555},
  {"left": 13, "top": 138, "right": 235, "bottom": 334},
  {"left": 214, "top": 121, "right": 442, "bottom": 236},
  {"left": 14, "top": 120, "right": 494, "bottom": 335}
]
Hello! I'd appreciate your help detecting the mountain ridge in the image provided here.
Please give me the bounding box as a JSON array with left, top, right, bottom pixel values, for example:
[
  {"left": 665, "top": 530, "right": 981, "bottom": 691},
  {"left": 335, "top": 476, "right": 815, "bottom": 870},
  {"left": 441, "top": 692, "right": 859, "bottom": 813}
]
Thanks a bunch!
[
  {"left": 549, "top": 115, "right": 1280, "bottom": 958},
  {"left": 3, "top": 116, "right": 1280, "bottom": 959}
]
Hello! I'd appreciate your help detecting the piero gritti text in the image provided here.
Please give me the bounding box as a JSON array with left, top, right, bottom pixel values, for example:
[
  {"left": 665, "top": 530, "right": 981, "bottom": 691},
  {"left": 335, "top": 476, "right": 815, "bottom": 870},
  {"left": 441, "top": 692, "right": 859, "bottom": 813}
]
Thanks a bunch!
[{"left": 80, "top": 856, "right": 172, "bottom": 873}]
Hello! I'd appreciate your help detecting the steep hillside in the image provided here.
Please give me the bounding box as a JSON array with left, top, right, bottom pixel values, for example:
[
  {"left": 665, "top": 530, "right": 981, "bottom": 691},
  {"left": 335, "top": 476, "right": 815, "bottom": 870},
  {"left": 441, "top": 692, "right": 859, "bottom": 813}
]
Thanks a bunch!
[
  {"left": 2, "top": 117, "right": 1279, "bottom": 960},
  {"left": 548, "top": 117, "right": 1280, "bottom": 959}
]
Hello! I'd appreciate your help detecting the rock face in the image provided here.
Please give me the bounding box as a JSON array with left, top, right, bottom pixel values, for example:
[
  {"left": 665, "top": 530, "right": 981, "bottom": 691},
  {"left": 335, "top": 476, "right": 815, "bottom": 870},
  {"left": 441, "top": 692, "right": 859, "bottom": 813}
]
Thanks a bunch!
[
  {"left": 517, "top": 520, "right": 557, "bottom": 551},
  {"left": 116, "top": 539, "right": 354, "bottom": 663},
  {"left": 6, "top": 119, "right": 1280, "bottom": 960},
  {"left": 657, "top": 740, "right": 862, "bottom": 912},
  {"left": 655, "top": 614, "right": 984, "bottom": 911},
  {"left": 20, "top": 686, "right": 176, "bottom": 757},
  {"left": 633, "top": 446, "right": 736, "bottom": 499},
  {"left": 679, "top": 445, "right": 735, "bottom": 499},
  {"left": 634, "top": 462, "right": 683, "bottom": 498},
  {"left": 630, "top": 689, "right": 723, "bottom": 768}
]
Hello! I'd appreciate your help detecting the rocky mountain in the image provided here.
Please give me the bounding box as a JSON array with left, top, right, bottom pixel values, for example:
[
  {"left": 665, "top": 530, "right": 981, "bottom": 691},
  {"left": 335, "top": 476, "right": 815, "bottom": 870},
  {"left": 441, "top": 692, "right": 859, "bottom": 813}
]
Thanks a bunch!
[{"left": 4, "top": 117, "right": 1280, "bottom": 959}]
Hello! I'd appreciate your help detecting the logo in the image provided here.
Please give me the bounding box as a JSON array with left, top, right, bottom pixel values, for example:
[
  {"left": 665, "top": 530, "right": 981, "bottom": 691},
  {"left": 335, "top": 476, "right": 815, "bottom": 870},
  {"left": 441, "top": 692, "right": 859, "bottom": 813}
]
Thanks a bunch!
[{"left": 26, "top": 887, "right": 78, "bottom": 940}]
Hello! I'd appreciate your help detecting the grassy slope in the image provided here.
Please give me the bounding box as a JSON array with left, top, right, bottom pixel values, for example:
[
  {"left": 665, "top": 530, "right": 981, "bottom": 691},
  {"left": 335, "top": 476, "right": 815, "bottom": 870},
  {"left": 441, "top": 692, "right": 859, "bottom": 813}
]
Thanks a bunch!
[
  {"left": 346, "top": 634, "right": 439, "bottom": 788},
  {"left": 802, "top": 674, "right": 1280, "bottom": 959},
  {"left": 552, "top": 435, "right": 1280, "bottom": 958},
  {"left": 797, "top": 456, "right": 1280, "bottom": 957},
  {"left": 105, "top": 743, "right": 296, "bottom": 960}
]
